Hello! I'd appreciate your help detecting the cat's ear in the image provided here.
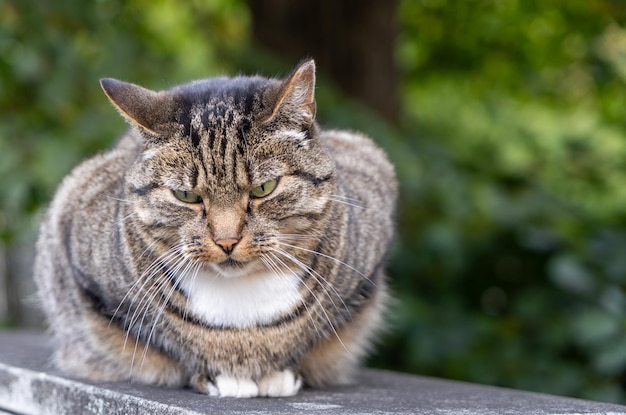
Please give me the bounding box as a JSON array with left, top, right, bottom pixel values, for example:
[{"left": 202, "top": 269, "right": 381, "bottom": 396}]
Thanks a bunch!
[
  {"left": 100, "top": 78, "right": 176, "bottom": 136},
  {"left": 266, "top": 59, "right": 316, "bottom": 128}
]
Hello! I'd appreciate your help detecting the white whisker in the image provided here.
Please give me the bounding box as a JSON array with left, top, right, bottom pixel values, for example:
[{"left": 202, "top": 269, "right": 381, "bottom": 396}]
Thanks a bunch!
[
  {"left": 263, "top": 252, "right": 328, "bottom": 341},
  {"left": 113, "top": 212, "right": 135, "bottom": 228},
  {"left": 325, "top": 197, "right": 368, "bottom": 210},
  {"left": 182, "top": 261, "right": 203, "bottom": 342},
  {"left": 276, "top": 241, "right": 375, "bottom": 287},
  {"left": 267, "top": 250, "right": 349, "bottom": 353},
  {"left": 116, "top": 243, "right": 187, "bottom": 377},
  {"left": 140, "top": 254, "right": 198, "bottom": 369},
  {"left": 128, "top": 252, "right": 187, "bottom": 375},
  {"left": 111, "top": 243, "right": 185, "bottom": 329},
  {"left": 264, "top": 253, "right": 326, "bottom": 342},
  {"left": 273, "top": 233, "right": 321, "bottom": 242},
  {"left": 329, "top": 194, "right": 362, "bottom": 202},
  {"left": 270, "top": 247, "right": 350, "bottom": 319},
  {"left": 103, "top": 194, "right": 132, "bottom": 204}
]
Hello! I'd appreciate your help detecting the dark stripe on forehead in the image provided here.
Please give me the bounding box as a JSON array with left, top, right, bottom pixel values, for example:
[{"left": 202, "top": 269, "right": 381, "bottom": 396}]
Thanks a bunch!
[
  {"left": 189, "top": 163, "right": 199, "bottom": 189},
  {"left": 239, "top": 118, "right": 251, "bottom": 158},
  {"left": 203, "top": 141, "right": 217, "bottom": 177},
  {"left": 129, "top": 182, "right": 159, "bottom": 196},
  {"left": 219, "top": 130, "right": 228, "bottom": 161},
  {"left": 241, "top": 118, "right": 251, "bottom": 132},
  {"left": 236, "top": 127, "right": 247, "bottom": 156},
  {"left": 190, "top": 126, "right": 201, "bottom": 148},
  {"left": 293, "top": 171, "right": 333, "bottom": 186},
  {"left": 201, "top": 111, "right": 210, "bottom": 130},
  {"left": 244, "top": 91, "right": 257, "bottom": 114},
  {"left": 230, "top": 145, "right": 239, "bottom": 181},
  {"left": 179, "top": 98, "right": 195, "bottom": 147},
  {"left": 231, "top": 84, "right": 257, "bottom": 115},
  {"left": 226, "top": 111, "right": 234, "bottom": 126},
  {"left": 208, "top": 129, "right": 216, "bottom": 151}
]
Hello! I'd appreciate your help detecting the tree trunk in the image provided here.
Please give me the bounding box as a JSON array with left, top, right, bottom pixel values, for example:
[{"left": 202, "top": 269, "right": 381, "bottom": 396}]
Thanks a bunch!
[{"left": 249, "top": 0, "right": 400, "bottom": 123}]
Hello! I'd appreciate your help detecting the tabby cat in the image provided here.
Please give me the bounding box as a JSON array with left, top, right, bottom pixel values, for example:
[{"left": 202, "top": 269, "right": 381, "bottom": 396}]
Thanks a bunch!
[{"left": 34, "top": 60, "right": 397, "bottom": 398}]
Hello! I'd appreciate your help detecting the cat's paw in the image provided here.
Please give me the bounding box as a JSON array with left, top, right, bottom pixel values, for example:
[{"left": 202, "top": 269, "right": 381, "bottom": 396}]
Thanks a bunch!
[
  {"left": 191, "top": 373, "right": 259, "bottom": 398},
  {"left": 215, "top": 375, "right": 259, "bottom": 398},
  {"left": 191, "top": 371, "right": 301, "bottom": 398},
  {"left": 190, "top": 373, "right": 220, "bottom": 396},
  {"left": 258, "top": 369, "right": 303, "bottom": 397}
]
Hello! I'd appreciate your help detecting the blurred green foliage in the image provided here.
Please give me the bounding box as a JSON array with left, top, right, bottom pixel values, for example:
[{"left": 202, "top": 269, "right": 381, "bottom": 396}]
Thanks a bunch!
[
  {"left": 375, "top": 0, "right": 626, "bottom": 404},
  {"left": 2, "top": 0, "right": 626, "bottom": 404}
]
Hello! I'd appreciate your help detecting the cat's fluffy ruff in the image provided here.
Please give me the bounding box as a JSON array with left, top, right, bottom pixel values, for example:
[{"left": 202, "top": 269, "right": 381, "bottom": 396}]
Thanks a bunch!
[{"left": 34, "top": 60, "right": 397, "bottom": 397}]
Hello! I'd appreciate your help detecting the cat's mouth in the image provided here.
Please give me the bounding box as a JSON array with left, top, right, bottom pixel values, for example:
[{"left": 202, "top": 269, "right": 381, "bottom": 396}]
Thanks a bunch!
[
  {"left": 219, "top": 258, "right": 245, "bottom": 269},
  {"left": 209, "top": 258, "right": 251, "bottom": 278}
]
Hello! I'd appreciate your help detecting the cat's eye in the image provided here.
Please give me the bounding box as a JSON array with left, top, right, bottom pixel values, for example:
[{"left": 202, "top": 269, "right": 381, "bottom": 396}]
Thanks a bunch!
[
  {"left": 250, "top": 178, "right": 278, "bottom": 198},
  {"left": 172, "top": 189, "right": 202, "bottom": 203}
]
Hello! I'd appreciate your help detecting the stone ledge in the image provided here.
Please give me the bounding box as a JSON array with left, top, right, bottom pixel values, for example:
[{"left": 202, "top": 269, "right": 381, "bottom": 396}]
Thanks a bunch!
[{"left": 1, "top": 331, "right": 625, "bottom": 415}]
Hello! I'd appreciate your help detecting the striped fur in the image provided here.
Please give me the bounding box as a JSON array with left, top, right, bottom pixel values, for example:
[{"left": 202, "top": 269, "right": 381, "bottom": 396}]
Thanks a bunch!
[{"left": 33, "top": 60, "right": 397, "bottom": 397}]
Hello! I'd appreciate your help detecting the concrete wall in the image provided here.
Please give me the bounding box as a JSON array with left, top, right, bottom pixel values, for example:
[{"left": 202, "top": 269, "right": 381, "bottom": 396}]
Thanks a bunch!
[{"left": 1, "top": 331, "right": 625, "bottom": 415}]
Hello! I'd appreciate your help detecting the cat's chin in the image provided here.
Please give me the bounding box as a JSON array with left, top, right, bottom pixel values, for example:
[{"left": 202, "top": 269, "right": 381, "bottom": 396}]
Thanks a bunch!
[{"left": 208, "top": 259, "right": 253, "bottom": 279}]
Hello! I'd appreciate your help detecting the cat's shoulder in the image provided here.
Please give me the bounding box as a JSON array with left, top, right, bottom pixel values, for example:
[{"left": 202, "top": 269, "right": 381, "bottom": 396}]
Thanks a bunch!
[{"left": 319, "top": 129, "right": 395, "bottom": 177}]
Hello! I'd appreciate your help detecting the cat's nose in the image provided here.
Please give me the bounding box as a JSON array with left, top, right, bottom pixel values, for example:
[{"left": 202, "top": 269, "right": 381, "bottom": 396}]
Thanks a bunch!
[{"left": 214, "top": 237, "right": 240, "bottom": 255}]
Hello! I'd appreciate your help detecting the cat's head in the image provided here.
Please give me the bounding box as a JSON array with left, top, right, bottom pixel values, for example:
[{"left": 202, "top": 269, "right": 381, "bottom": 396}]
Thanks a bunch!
[{"left": 101, "top": 60, "right": 337, "bottom": 278}]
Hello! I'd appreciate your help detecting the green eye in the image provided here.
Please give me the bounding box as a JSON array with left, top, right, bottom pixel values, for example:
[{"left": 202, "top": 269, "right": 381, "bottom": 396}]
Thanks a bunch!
[
  {"left": 250, "top": 178, "right": 278, "bottom": 198},
  {"left": 172, "top": 189, "right": 202, "bottom": 203}
]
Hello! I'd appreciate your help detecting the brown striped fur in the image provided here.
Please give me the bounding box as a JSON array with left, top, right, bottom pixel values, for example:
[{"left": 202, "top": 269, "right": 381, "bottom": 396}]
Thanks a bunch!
[{"left": 34, "top": 60, "right": 397, "bottom": 397}]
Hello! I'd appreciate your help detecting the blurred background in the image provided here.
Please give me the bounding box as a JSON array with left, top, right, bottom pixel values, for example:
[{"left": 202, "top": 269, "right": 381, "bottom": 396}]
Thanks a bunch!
[{"left": 2, "top": 0, "right": 626, "bottom": 404}]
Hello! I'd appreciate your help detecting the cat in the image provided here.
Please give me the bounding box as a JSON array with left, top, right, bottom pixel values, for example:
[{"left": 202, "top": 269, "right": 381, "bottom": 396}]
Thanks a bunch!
[{"left": 33, "top": 59, "right": 397, "bottom": 398}]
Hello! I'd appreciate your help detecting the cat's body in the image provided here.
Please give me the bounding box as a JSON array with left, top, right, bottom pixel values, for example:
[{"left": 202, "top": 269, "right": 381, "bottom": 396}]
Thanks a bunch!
[{"left": 34, "top": 60, "right": 397, "bottom": 397}]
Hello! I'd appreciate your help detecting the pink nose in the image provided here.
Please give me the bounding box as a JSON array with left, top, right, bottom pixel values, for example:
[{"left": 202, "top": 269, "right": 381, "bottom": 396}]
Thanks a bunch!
[{"left": 214, "top": 237, "right": 240, "bottom": 254}]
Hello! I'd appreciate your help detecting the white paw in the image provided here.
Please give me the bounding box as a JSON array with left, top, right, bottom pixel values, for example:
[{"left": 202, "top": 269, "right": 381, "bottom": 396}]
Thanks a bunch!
[
  {"left": 215, "top": 375, "right": 259, "bottom": 398},
  {"left": 258, "top": 369, "right": 303, "bottom": 397}
]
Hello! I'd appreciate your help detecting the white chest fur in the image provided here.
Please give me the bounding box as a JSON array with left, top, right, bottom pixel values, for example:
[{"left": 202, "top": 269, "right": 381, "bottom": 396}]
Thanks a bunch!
[{"left": 178, "top": 270, "right": 303, "bottom": 328}]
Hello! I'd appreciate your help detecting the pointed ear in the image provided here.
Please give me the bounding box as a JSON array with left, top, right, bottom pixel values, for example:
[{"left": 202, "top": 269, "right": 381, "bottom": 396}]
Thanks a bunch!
[
  {"left": 266, "top": 59, "right": 316, "bottom": 127},
  {"left": 100, "top": 78, "right": 176, "bottom": 135}
]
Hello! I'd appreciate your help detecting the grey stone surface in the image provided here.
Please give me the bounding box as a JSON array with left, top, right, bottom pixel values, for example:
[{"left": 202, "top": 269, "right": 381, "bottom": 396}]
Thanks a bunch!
[{"left": 0, "top": 330, "right": 625, "bottom": 414}]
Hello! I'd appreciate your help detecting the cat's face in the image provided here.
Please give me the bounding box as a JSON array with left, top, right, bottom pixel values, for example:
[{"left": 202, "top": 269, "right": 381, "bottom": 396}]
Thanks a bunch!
[
  {"left": 106, "top": 61, "right": 336, "bottom": 278},
  {"left": 126, "top": 116, "right": 335, "bottom": 278}
]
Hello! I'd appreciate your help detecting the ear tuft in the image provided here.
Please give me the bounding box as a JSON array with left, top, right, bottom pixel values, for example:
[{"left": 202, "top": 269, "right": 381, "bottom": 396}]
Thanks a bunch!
[
  {"left": 267, "top": 59, "right": 317, "bottom": 127},
  {"left": 100, "top": 78, "right": 175, "bottom": 135}
]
